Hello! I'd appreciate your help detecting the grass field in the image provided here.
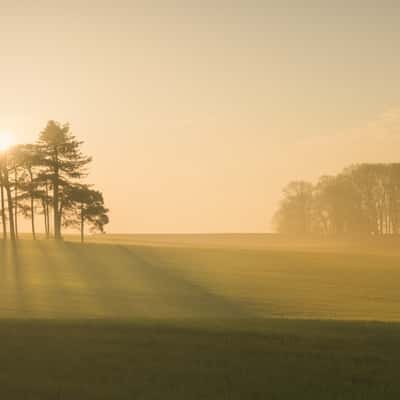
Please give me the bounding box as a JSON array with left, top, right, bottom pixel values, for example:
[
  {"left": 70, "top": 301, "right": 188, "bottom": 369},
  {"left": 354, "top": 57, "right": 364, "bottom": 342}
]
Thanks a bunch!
[{"left": 1, "top": 234, "right": 400, "bottom": 398}]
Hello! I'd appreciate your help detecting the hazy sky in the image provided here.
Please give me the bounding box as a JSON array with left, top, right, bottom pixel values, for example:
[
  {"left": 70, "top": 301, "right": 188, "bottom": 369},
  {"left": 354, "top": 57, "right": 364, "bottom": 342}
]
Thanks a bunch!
[{"left": 1, "top": 1, "right": 400, "bottom": 233}]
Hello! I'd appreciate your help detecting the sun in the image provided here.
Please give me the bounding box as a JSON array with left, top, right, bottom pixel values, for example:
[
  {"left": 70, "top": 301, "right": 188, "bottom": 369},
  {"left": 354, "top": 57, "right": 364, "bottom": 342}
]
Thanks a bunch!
[{"left": 0, "top": 132, "right": 15, "bottom": 152}]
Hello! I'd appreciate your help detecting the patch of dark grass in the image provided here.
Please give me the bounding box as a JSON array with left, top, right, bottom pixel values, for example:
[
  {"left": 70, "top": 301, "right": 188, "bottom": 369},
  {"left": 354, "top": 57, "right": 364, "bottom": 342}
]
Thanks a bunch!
[{"left": 0, "top": 318, "right": 399, "bottom": 399}]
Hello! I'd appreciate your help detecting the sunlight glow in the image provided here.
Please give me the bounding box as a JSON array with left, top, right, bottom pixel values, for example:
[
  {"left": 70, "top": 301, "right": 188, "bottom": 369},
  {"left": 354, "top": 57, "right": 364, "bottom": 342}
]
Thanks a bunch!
[{"left": 0, "top": 132, "right": 15, "bottom": 152}]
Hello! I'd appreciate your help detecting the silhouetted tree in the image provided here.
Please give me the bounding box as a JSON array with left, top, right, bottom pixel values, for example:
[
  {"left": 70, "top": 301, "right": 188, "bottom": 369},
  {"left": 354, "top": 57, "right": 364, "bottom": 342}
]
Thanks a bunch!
[
  {"left": 0, "top": 164, "right": 7, "bottom": 239},
  {"left": 62, "top": 185, "right": 109, "bottom": 243},
  {"left": 37, "top": 121, "right": 92, "bottom": 240},
  {"left": 0, "top": 150, "right": 16, "bottom": 241},
  {"left": 274, "top": 163, "right": 400, "bottom": 236},
  {"left": 273, "top": 181, "right": 313, "bottom": 234},
  {"left": 0, "top": 121, "right": 108, "bottom": 241},
  {"left": 11, "top": 144, "right": 42, "bottom": 239}
]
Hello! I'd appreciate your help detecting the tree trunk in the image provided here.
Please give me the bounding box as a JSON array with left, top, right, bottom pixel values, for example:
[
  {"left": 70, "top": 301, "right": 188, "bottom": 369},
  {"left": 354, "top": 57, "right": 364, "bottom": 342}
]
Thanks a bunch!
[
  {"left": 4, "top": 171, "right": 15, "bottom": 242},
  {"left": 42, "top": 199, "right": 48, "bottom": 239},
  {"left": 0, "top": 174, "right": 7, "bottom": 240},
  {"left": 53, "top": 176, "right": 60, "bottom": 239},
  {"left": 58, "top": 196, "right": 64, "bottom": 238},
  {"left": 53, "top": 149, "right": 61, "bottom": 240},
  {"left": 28, "top": 169, "right": 36, "bottom": 240},
  {"left": 14, "top": 167, "right": 18, "bottom": 240},
  {"left": 30, "top": 196, "right": 36, "bottom": 240},
  {"left": 45, "top": 181, "right": 50, "bottom": 239},
  {"left": 80, "top": 204, "right": 84, "bottom": 244}
]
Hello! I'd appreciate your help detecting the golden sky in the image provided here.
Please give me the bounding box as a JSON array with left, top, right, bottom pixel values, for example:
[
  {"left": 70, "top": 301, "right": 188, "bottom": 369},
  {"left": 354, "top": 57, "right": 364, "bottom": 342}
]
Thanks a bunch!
[{"left": 1, "top": 1, "right": 400, "bottom": 232}]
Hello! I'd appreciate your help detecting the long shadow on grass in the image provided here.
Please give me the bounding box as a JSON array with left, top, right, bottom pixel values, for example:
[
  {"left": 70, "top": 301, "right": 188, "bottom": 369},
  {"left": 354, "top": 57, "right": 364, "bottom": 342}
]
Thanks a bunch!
[
  {"left": 0, "top": 241, "right": 28, "bottom": 314},
  {"left": 62, "top": 242, "right": 254, "bottom": 319},
  {"left": 56, "top": 242, "right": 122, "bottom": 317},
  {"left": 124, "top": 245, "right": 253, "bottom": 318},
  {"left": 34, "top": 241, "right": 81, "bottom": 317},
  {"left": 90, "top": 243, "right": 251, "bottom": 318}
]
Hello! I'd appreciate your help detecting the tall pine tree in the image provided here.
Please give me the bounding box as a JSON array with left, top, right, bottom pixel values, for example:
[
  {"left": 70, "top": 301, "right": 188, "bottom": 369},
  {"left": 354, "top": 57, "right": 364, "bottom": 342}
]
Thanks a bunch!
[{"left": 37, "top": 121, "right": 92, "bottom": 240}]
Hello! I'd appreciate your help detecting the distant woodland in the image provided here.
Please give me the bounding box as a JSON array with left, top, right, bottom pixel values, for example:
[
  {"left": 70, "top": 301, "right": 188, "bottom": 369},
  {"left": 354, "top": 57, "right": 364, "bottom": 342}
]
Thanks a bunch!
[
  {"left": 274, "top": 164, "right": 400, "bottom": 235},
  {"left": 0, "top": 121, "right": 109, "bottom": 242}
]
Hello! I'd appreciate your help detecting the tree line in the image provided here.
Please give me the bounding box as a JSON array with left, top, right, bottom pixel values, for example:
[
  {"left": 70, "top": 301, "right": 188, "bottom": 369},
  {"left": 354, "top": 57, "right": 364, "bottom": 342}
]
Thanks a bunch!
[
  {"left": 274, "top": 163, "right": 400, "bottom": 235},
  {"left": 0, "top": 121, "right": 109, "bottom": 243}
]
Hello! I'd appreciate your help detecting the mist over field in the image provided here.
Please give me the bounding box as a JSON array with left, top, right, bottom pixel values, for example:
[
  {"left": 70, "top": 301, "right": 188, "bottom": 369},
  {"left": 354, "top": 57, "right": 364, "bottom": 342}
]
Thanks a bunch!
[{"left": 2, "top": 234, "right": 400, "bottom": 321}]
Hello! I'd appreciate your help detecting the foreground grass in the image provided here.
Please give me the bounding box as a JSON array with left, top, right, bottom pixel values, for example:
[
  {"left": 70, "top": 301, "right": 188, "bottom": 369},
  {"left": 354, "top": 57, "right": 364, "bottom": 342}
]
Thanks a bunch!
[
  {"left": 0, "top": 318, "right": 399, "bottom": 399},
  {"left": 0, "top": 235, "right": 400, "bottom": 398}
]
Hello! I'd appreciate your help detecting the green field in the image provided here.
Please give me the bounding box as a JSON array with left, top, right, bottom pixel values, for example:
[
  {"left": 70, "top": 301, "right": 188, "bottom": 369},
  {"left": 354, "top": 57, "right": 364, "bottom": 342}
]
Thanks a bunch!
[{"left": 1, "top": 234, "right": 400, "bottom": 398}]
